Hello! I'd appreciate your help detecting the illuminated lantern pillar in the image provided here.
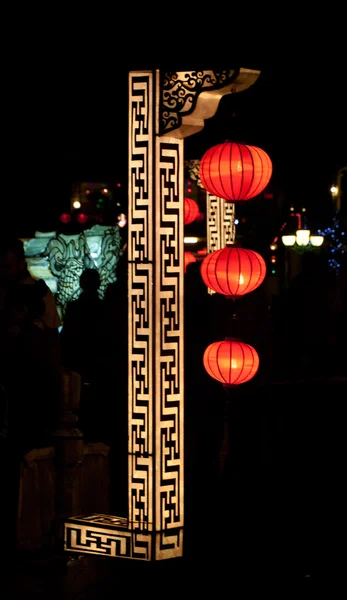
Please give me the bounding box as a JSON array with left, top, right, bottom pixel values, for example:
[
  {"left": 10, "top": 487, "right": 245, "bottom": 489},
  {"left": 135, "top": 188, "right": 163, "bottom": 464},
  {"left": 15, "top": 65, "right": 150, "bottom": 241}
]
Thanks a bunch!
[
  {"left": 65, "top": 67, "right": 261, "bottom": 562},
  {"left": 127, "top": 70, "right": 185, "bottom": 560}
]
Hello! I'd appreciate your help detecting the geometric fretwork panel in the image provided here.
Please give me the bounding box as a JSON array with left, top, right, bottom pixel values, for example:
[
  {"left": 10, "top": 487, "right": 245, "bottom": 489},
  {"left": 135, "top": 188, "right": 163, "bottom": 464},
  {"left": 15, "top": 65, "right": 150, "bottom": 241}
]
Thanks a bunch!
[
  {"left": 128, "top": 71, "right": 155, "bottom": 536},
  {"left": 128, "top": 71, "right": 184, "bottom": 560},
  {"left": 64, "top": 514, "right": 152, "bottom": 560},
  {"left": 206, "top": 193, "right": 236, "bottom": 294},
  {"left": 155, "top": 137, "right": 184, "bottom": 559}
]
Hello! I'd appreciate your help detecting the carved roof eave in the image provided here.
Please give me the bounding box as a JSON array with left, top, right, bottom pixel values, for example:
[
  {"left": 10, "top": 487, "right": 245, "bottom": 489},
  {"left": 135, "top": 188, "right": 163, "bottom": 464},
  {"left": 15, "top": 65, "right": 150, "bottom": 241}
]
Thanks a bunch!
[{"left": 160, "top": 68, "right": 261, "bottom": 139}]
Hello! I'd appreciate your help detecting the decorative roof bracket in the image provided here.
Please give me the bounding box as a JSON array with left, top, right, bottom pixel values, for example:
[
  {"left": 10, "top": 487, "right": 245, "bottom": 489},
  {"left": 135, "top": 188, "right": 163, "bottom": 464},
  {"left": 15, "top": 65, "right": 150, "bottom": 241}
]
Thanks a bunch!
[{"left": 160, "top": 67, "right": 261, "bottom": 139}]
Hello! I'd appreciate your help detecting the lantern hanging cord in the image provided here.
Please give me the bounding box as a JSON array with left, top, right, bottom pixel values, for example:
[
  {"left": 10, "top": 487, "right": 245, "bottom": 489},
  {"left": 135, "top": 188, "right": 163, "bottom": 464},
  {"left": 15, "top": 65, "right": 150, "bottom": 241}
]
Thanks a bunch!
[{"left": 226, "top": 296, "right": 240, "bottom": 337}]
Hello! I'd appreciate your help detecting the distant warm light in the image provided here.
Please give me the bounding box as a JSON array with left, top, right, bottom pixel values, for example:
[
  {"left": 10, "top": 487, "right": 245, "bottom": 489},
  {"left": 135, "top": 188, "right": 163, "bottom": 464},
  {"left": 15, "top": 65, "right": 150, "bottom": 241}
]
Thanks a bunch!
[
  {"left": 103, "top": 188, "right": 109, "bottom": 194},
  {"left": 270, "top": 243, "right": 277, "bottom": 251},
  {"left": 187, "top": 188, "right": 192, "bottom": 193},
  {"left": 73, "top": 200, "right": 81, "bottom": 209},
  {"left": 117, "top": 183, "right": 121, "bottom": 187},
  {"left": 302, "top": 207, "right": 306, "bottom": 212},
  {"left": 310, "top": 235, "right": 324, "bottom": 247},
  {"left": 184, "top": 237, "right": 198, "bottom": 244},
  {"left": 234, "top": 219, "right": 239, "bottom": 225},
  {"left": 330, "top": 186, "right": 338, "bottom": 195},
  {"left": 290, "top": 206, "right": 294, "bottom": 212},
  {"left": 282, "top": 235, "right": 296, "bottom": 246},
  {"left": 117, "top": 213, "right": 127, "bottom": 228},
  {"left": 85, "top": 189, "right": 91, "bottom": 195},
  {"left": 270, "top": 255, "right": 277, "bottom": 263},
  {"left": 60, "top": 213, "right": 71, "bottom": 224},
  {"left": 296, "top": 229, "right": 310, "bottom": 246}
]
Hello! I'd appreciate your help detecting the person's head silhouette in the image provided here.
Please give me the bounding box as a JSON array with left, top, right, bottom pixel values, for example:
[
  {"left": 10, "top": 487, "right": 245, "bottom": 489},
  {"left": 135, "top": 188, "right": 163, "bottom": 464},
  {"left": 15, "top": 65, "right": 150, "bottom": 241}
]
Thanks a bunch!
[{"left": 80, "top": 269, "right": 100, "bottom": 295}]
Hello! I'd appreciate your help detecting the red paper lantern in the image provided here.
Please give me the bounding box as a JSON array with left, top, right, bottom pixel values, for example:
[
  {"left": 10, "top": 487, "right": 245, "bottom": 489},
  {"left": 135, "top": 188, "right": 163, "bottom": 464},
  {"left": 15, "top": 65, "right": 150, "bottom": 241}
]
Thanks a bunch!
[
  {"left": 203, "top": 339, "right": 259, "bottom": 385},
  {"left": 199, "top": 142, "right": 272, "bottom": 201},
  {"left": 184, "top": 251, "right": 196, "bottom": 273},
  {"left": 200, "top": 246, "right": 266, "bottom": 297},
  {"left": 184, "top": 197, "right": 199, "bottom": 225},
  {"left": 77, "top": 213, "right": 88, "bottom": 224},
  {"left": 60, "top": 213, "right": 71, "bottom": 224}
]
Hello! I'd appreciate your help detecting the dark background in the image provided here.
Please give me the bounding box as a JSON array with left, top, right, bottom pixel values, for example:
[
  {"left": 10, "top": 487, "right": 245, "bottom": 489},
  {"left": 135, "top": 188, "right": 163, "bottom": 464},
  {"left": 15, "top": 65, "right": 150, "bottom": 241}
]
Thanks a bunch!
[{"left": 3, "top": 29, "right": 346, "bottom": 238}]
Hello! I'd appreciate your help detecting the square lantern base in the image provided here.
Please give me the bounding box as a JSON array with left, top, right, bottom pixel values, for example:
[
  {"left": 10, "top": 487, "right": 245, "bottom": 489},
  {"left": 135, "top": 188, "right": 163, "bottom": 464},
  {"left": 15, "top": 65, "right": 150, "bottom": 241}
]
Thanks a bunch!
[{"left": 64, "top": 514, "right": 183, "bottom": 561}]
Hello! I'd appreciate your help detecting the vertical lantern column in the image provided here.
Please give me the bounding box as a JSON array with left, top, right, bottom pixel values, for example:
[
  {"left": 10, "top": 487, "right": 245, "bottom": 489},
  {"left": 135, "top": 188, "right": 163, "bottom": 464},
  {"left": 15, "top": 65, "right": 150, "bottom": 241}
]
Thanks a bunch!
[{"left": 128, "top": 70, "right": 184, "bottom": 560}]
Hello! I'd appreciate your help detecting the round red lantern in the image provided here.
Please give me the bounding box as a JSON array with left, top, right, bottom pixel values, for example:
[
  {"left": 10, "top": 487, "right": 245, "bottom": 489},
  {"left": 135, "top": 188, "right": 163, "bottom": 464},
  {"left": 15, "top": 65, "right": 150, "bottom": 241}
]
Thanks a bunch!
[
  {"left": 60, "top": 213, "right": 71, "bottom": 224},
  {"left": 77, "top": 213, "right": 88, "bottom": 224},
  {"left": 184, "top": 251, "right": 196, "bottom": 273},
  {"left": 199, "top": 142, "right": 272, "bottom": 201},
  {"left": 203, "top": 339, "right": 259, "bottom": 386},
  {"left": 184, "top": 197, "right": 199, "bottom": 225},
  {"left": 200, "top": 246, "right": 266, "bottom": 297}
]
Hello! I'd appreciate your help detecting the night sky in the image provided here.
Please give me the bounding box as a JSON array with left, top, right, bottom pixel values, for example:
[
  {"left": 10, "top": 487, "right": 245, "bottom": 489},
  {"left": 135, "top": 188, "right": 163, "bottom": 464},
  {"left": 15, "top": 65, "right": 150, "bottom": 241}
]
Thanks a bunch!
[{"left": 3, "top": 35, "right": 346, "bottom": 238}]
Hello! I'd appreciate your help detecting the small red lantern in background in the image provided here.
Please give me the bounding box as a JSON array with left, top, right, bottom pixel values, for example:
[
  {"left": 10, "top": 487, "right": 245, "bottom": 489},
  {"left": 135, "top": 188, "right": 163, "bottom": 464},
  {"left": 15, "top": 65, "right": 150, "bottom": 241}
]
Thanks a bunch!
[
  {"left": 184, "top": 251, "right": 196, "bottom": 273},
  {"left": 60, "top": 213, "right": 71, "bottom": 224},
  {"left": 184, "top": 197, "right": 199, "bottom": 225},
  {"left": 199, "top": 142, "right": 272, "bottom": 201},
  {"left": 200, "top": 246, "right": 266, "bottom": 297},
  {"left": 203, "top": 339, "right": 259, "bottom": 386},
  {"left": 77, "top": 213, "right": 88, "bottom": 224}
]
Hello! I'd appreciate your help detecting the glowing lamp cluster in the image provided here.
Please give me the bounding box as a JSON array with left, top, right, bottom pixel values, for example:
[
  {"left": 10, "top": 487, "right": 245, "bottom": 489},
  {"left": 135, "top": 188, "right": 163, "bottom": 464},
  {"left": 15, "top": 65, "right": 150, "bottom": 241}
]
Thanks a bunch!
[
  {"left": 184, "top": 197, "right": 199, "bottom": 225},
  {"left": 282, "top": 230, "right": 324, "bottom": 247},
  {"left": 199, "top": 142, "right": 272, "bottom": 201},
  {"left": 200, "top": 246, "right": 266, "bottom": 297},
  {"left": 203, "top": 339, "right": 259, "bottom": 386}
]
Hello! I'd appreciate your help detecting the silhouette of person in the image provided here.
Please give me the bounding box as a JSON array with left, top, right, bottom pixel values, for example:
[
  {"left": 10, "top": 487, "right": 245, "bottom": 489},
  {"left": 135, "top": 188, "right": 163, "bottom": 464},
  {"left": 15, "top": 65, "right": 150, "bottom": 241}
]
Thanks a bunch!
[
  {"left": 60, "top": 268, "right": 109, "bottom": 440},
  {"left": 0, "top": 236, "right": 62, "bottom": 373},
  {"left": 0, "top": 236, "right": 61, "bottom": 330},
  {"left": 61, "top": 268, "right": 105, "bottom": 378}
]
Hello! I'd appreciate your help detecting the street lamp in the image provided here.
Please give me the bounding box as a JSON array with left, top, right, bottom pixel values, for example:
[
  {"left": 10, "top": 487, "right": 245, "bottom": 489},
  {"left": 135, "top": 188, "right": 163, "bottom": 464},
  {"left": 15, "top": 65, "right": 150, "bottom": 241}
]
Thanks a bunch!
[
  {"left": 331, "top": 166, "right": 347, "bottom": 212},
  {"left": 309, "top": 235, "right": 324, "bottom": 247},
  {"left": 282, "top": 234, "right": 296, "bottom": 247},
  {"left": 282, "top": 230, "right": 324, "bottom": 248},
  {"left": 281, "top": 211, "right": 324, "bottom": 248}
]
